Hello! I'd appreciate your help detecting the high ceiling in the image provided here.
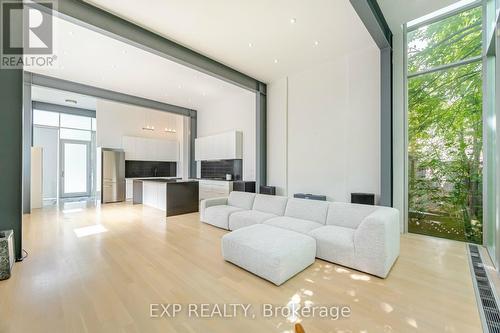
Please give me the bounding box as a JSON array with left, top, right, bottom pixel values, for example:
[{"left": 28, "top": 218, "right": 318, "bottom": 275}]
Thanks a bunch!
[
  {"left": 27, "top": 16, "right": 252, "bottom": 111},
  {"left": 377, "top": 0, "right": 462, "bottom": 31},
  {"left": 85, "top": 0, "right": 375, "bottom": 83},
  {"left": 27, "top": 0, "right": 461, "bottom": 111}
]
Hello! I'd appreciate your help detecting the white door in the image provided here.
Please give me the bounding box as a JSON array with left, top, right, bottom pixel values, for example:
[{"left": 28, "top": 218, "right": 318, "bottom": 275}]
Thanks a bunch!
[{"left": 60, "top": 140, "right": 91, "bottom": 198}]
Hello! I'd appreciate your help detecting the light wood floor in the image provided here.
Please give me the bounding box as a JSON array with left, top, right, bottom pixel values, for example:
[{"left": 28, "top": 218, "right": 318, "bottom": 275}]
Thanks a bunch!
[{"left": 0, "top": 201, "right": 483, "bottom": 333}]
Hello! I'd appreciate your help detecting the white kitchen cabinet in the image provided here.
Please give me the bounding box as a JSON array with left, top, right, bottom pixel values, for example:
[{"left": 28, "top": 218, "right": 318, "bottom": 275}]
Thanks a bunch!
[
  {"left": 195, "top": 131, "right": 242, "bottom": 161},
  {"left": 122, "top": 136, "right": 178, "bottom": 161},
  {"left": 144, "top": 138, "right": 156, "bottom": 160},
  {"left": 143, "top": 181, "right": 156, "bottom": 207},
  {"left": 142, "top": 181, "right": 167, "bottom": 211},
  {"left": 123, "top": 136, "right": 138, "bottom": 160},
  {"left": 198, "top": 180, "right": 233, "bottom": 201},
  {"left": 157, "top": 184, "right": 166, "bottom": 211},
  {"left": 126, "top": 179, "right": 133, "bottom": 200},
  {"left": 157, "top": 140, "right": 178, "bottom": 161}
]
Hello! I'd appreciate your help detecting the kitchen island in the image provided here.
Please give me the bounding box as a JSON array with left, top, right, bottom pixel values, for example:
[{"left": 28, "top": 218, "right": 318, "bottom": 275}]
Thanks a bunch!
[{"left": 133, "top": 179, "right": 199, "bottom": 217}]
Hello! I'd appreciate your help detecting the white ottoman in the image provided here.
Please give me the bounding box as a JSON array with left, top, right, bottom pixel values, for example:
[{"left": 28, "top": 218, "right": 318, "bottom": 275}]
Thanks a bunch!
[{"left": 221, "top": 224, "right": 316, "bottom": 286}]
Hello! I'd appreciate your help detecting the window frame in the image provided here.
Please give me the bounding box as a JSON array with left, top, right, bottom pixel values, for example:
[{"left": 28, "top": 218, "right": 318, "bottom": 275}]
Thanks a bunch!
[{"left": 403, "top": 1, "right": 485, "bottom": 235}]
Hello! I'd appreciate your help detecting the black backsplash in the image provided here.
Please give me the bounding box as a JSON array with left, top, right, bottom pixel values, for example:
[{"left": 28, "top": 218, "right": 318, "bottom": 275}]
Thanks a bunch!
[
  {"left": 201, "top": 159, "right": 242, "bottom": 180},
  {"left": 125, "top": 161, "right": 177, "bottom": 178}
]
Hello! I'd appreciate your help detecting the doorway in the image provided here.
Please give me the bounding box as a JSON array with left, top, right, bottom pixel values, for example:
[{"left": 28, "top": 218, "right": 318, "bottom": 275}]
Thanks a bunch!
[
  {"left": 60, "top": 140, "right": 91, "bottom": 198},
  {"left": 31, "top": 87, "right": 98, "bottom": 207}
]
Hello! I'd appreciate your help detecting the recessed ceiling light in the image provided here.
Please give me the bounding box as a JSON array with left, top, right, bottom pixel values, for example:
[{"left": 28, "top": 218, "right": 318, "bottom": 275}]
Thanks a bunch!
[
  {"left": 65, "top": 99, "right": 77, "bottom": 104},
  {"left": 290, "top": 18, "right": 297, "bottom": 24},
  {"left": 273, "top": 59, "right": 279, "bottom": 64},
  {"left": 314, "top": 41, "right": 319, "bottom": 46},
  {"left": 68, "top": 31, "right": 73, "bottom": 36},
  {"left": 248, "top": 42, "right": 253, "bottom": 48}
]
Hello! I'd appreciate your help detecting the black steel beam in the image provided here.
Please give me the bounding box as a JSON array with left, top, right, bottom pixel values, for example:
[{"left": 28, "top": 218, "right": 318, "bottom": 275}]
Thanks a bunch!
[{"left": 350, "top": 0, "right": 394, "bottom": 206}]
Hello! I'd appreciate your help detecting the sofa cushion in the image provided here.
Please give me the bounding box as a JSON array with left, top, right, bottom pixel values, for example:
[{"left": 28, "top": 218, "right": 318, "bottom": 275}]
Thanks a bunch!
[
  {"left": 228, "top": 191, "right": 256, "bottom": 210},
  {"left": 229, "top": 210, "right": 277, "bottom": 231},
  {"left": 326, "top": 202, "right": 378, "bottom": 229},
  {"left": 309, "top": 226, "right": 356, "bottom": 267},
  {"left": 202, "top": 205, "right": 243, "bottom": 230},
  {"left": 221, "top": 224, "right": 316, "bottom": 286},
  {"left": 252, "top": 194, "right": 288, "bottom": 216},
  {"left": 264, "top": 216, "right": 323, "bottom": 235},
  {"left": 284, "top": 198, "right": 329, "bottom": 224}
]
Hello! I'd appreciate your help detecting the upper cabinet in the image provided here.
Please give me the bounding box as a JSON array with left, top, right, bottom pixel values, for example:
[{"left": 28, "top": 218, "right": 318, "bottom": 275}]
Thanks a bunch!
[
  {"left": 122, "top": 136, "right": 178, "bottom": 161},
  {"left": 195, "top": 130, "right": 243, "bottom": 161}
]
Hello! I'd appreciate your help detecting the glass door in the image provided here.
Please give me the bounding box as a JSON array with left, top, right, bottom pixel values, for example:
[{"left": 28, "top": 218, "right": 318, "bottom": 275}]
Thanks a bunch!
[{"left": 60, "top": 139, "right": 91, "bottom": 198}]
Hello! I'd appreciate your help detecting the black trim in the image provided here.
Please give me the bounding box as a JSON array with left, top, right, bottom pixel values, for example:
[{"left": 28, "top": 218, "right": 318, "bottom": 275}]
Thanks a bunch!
[
  {"left": 30, "top": 73, "right": 194, "bottom": 117},
  {"left": 32, "top": 101, "right": 96, "bottom": 118}
]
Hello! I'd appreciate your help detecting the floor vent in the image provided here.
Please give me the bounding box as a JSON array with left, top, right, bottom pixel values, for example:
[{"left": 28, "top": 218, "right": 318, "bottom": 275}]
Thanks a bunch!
[{"left": 468, "top": 244, "right": 500, "bottom": 333}]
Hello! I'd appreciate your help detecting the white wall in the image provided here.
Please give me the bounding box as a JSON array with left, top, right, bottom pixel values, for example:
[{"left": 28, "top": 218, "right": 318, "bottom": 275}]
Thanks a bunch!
[
  {"left": 267, "top": 44, "right": 381, "bottom": 202},
  {"left": 197, "top": 90, "right": 256, "bottom": 181},
  {"left": 96, "top": 100, "right": 182, "bottom": 148},
  {"left": 33, "top": 126, "right": 59, "bottom": 199},
  {"left": 96, "top": 99, "right": 187, "bottom": 177}
]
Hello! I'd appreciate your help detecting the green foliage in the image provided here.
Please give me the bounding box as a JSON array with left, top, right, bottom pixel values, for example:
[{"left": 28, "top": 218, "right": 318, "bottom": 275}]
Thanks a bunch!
[{"left": 407, "top": 7, "right": 483, "bottom": 244}]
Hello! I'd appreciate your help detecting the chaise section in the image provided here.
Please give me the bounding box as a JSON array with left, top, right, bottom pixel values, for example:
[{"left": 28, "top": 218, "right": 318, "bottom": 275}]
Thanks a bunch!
[
  {"left": 353, "top": 207, "right": 400, "bottom": 278},
  {"left": 200, "top": 192, "right": 256, "bottom": 230},
  {"left": 221, "top": 224, "right": 316, "bottom": 286},
  {"left": 309, "top": 203, "right": 400, "bottom": 278}
]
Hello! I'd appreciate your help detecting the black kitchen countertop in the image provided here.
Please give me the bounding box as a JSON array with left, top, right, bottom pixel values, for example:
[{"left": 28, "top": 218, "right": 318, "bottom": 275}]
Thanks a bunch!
[
  {"left": 193, "top": 178, "right": 236, "bottom": 182},
  {"left": 133, "top": 178, "right": 198, "bottom": 184}
]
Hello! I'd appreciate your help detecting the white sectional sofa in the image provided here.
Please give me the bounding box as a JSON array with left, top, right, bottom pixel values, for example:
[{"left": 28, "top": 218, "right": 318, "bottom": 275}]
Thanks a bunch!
[{"left": 201, "top": 192, "right": 400, "bottom": 280}]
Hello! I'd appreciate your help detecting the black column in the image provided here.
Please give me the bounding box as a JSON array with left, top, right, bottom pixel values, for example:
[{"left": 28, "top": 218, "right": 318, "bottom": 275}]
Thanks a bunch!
[{"left": 0, "top": 68, "right": 24, "bottom": 260}]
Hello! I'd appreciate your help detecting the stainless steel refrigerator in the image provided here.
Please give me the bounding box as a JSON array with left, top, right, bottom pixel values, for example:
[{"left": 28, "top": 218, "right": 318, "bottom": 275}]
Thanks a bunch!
[{"left": 101, "top": 148, "right": 125, "bottom": 203}]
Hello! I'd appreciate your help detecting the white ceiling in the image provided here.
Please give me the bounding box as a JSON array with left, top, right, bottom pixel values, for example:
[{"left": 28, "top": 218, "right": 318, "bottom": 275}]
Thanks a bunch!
[
  {"left": 27, "top": 0, "right": 459, "bottom": 111},
  {"left": 32, "top": 85, "right": 97, "bottom": 110},
  {"left": 85, "top": 0, "right": 375, "bottom": 83},
  {"left": 377, "top": 0, "right": 461, "bottom": 31},
  {"left": 27, "top": 16, "right": 252, "bottom": 111}
]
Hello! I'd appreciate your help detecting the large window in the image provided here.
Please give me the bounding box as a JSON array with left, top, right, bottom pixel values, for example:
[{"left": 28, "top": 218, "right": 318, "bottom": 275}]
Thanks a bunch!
[
  {"left": 32, "top": 108, "right": 97, "bottom": 201},
  {"left": 406, "top": 5, "right": 483, "bottom": 243}
]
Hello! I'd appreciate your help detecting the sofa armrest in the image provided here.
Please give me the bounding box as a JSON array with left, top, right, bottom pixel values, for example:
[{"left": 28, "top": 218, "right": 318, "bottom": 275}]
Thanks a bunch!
[
  {"left": 353, "top": 207, "right": 400, "bottom": 278},
  {"left": 200, "top": 197, "right": 228, "bottom": 221}
]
